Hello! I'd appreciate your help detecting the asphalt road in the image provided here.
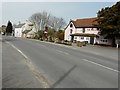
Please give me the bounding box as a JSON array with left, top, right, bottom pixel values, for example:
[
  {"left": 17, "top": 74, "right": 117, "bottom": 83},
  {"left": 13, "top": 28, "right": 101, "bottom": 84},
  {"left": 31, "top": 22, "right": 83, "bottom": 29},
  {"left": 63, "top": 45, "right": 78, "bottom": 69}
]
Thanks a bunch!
[
  {"left": 2, "top": 37, "right": 43, "bottom": 88},
  {"left": 2, "top": 36, "right": 119, "bottom": 88}
]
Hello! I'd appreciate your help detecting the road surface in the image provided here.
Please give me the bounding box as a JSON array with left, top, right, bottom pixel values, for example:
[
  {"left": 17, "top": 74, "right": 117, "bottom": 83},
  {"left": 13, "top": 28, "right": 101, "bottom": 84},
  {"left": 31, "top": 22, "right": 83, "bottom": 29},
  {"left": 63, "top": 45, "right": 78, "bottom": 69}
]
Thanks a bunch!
[
  {"left": 2, "top": 36, "right": 119, "bottom": 88},
  {"left": 2, "top": 37, "right": 43, "bottom": 88}
]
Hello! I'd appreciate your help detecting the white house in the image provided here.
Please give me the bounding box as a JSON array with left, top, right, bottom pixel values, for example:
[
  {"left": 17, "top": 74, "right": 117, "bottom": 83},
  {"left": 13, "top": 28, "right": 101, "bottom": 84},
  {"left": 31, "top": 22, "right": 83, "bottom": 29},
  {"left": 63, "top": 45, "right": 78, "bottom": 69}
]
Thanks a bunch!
[
  {"left": 22, "top": 20, "right": 38, "bottom": 38},
  {"left": 64, "top": 17, "right": 112, "bottom": 45},
  {"left": 14, "top": 23, "right": 25, "bottom": 37}
]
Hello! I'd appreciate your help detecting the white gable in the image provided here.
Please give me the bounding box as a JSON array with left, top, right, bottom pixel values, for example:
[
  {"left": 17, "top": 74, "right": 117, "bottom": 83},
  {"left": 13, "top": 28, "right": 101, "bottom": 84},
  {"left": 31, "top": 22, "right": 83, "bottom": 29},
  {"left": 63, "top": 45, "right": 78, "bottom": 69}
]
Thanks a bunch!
[{"left": 64, "top": 22, "right": 76, "bottom": 41}]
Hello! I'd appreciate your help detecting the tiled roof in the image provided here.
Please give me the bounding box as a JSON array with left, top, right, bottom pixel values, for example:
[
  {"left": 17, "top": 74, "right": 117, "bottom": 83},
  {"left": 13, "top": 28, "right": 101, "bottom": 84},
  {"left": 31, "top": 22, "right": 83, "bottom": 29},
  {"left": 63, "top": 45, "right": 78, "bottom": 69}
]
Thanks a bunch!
[
  {"left": 71, "top": 17, "right": 98, "bottom": 28},
  {"left": 14, "top": 23, "right": 25, "bottom": 28}
]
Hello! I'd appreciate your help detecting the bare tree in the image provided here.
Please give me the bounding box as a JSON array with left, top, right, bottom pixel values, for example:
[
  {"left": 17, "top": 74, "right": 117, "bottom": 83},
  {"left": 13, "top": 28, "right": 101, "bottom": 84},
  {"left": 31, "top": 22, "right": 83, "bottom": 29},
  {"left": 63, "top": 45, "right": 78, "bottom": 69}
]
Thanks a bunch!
[
  {"left": 40, "top": 11, "right": 50, "bottom": 30},
  {"left": 48, "top": 15, "right": 66, "bottom": 31},
  {"left": 29, "top": 11, "right": 50, "bottom": 31},
  {"left": 56, "top": 17, "right": 66, "bottom": 30},
  {"left": 29, "top": 11, "right": 66, "bottom": 31},
  {"left": 29, "top": 12, "right": 42, "bottom": 32}
]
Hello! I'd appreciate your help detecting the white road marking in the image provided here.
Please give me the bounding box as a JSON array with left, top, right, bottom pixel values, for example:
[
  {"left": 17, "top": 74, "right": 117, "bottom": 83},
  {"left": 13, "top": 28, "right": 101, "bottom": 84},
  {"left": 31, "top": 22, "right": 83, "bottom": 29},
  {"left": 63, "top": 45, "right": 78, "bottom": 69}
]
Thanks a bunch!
[
  {"left": 5, "top": 41, "right": 50, "bottom": 88},
  {"left": 82, "top": 59, "right": 119, "bottom": 73},
  {"left": 56, "top": 50, "right": 69, "bottom": 55},
  {"left": 6, "top": 41, "right": 28, "bottom": 59},
  {"left": 6, "top": 41, "right": 118, "bottom": 73}
]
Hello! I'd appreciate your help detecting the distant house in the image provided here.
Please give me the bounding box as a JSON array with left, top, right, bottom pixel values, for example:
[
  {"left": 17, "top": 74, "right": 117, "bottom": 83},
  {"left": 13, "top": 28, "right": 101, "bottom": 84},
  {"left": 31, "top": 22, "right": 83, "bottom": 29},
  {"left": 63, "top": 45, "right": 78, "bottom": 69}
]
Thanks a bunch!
[
  {"left": 22, "top": 21, "right": 37, "bottom": 38},
  {"left": 64, "top": 17, "right": 112, "bottom": 45},
  {"left": 13, "top": 23, "right": 25, "bottom": 37},
  {"left": 0, "top": 25, "right": 6, "bottom": 35}
]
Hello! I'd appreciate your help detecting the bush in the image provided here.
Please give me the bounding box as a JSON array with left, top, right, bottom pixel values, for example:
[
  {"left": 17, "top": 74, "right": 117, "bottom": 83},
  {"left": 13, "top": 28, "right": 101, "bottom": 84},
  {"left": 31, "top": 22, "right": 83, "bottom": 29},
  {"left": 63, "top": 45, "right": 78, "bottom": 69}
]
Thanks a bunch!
[
  {"left": 33, "top": 34, "right": 40, "bottom": 39},
  {"left": 77, "top": 41, "right": 86, "bottom": 47}
]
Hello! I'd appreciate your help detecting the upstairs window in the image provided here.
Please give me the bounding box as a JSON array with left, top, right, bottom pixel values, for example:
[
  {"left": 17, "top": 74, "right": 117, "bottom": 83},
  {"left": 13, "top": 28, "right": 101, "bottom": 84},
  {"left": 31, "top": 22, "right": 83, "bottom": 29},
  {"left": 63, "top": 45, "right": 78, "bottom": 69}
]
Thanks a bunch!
[
  {"left": 83, "top": 28, "right": 85, "bottom": 33},
  {"left": 70, "top": 24, "right": 73, "bottom": 27},
  {"left": 70, "top": 29, "right": 73, "bottom": 34}
]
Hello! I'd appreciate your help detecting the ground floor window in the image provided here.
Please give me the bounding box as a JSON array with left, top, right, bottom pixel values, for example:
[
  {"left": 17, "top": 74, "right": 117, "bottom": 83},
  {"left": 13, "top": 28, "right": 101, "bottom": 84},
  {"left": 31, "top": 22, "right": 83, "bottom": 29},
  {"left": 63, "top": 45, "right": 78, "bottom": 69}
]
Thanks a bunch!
[
  {"left": 80, "top": 36, "right": 84, "bottom": 40},
  {"left": 86, "top": 37, "right": 89, "bottom": 40},
  {"left": 101, "top": 39, "right": 108, "bottom": 42},
  {"left": 74, "top": 36, "right": 77, "bottom": 40}
]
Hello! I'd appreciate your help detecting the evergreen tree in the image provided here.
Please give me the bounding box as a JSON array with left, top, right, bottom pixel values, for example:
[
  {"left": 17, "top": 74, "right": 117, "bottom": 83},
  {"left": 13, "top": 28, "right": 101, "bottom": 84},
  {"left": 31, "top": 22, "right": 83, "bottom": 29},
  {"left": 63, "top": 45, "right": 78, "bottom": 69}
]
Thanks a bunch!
[
  {"left": 6, "top": 21, "right": 13, "bottom": 34},
  {"left": 96, "top": 2, "right": 120, "bottom": 46}
]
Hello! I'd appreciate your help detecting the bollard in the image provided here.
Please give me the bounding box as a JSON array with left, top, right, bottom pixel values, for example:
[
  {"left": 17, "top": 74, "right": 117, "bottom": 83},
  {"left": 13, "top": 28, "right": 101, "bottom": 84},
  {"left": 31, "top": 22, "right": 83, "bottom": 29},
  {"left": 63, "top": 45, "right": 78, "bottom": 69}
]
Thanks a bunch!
[{"left": 117, "top": 44, "right": 119, "bottom": 48}]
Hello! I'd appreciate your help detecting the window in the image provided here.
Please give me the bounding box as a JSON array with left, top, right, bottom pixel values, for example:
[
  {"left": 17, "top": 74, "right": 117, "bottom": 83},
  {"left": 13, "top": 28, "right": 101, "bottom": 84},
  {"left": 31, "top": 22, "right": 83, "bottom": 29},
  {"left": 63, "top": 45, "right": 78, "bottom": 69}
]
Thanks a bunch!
[
  {"left": 83, "top": 28, "right": 85, "bottom": 33},
  {"left": 101, "top": 39, "right": 108, "bottom": 42},
  {"left": 86, "top": 37, "right": 89, "bottom": 40},
  {"left": 105, "top": 40, "right": 107, "bottom": 42},
  {"left": 75, "top": 36, "right": 77, "bottom": 39},
  {"left": 70, "top": 24, "right": 73, "bottom": 27},
  {"left": 70, "top": 29, "right": 72, "bottom": 33},
  {"left": 87, "top": 29, "right": 90, "bottom": 31},
  {"left": 80, "top": 37, "right": 84, "bottom": 39}
]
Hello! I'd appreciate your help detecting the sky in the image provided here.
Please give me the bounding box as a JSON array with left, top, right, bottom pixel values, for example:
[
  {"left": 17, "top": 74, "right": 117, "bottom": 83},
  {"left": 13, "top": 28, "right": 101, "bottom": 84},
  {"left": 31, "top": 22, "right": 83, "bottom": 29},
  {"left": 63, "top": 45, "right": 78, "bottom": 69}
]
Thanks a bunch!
[{"left": 1, "top": 2, "right": 117, "bottom": 26}]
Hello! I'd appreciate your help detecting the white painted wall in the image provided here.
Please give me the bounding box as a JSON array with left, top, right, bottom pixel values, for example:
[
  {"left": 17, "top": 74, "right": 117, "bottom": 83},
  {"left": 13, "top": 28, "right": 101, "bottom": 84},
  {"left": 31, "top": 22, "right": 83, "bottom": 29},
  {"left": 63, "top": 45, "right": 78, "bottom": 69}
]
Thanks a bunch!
[
  {"left": 85, "top": 28, "right": 98, "bottom": 34},
  {"left": 64, "top": 22, "right": 76, "bottom": 41},
  {"left": 14, "top": 28, "right": 22, "bottom": 37},
  {"left": 75, "top": 28, "right": 83, "bottom": 33}
]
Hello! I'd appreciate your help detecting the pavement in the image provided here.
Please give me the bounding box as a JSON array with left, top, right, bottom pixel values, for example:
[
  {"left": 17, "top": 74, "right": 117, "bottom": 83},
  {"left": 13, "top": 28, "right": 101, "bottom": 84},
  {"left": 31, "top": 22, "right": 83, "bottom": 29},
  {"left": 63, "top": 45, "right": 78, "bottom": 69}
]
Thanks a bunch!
[{"left": 2, "top": 36, "right": 119, "bottom": 88}]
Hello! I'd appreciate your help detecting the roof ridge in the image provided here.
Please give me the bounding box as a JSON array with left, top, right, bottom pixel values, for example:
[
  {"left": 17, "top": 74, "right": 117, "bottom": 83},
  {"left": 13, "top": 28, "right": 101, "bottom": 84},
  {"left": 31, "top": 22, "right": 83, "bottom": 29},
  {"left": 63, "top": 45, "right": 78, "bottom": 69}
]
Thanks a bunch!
[
  {"left": 70, "top": 17, "right": 98, "bottom": 28},
  {"left": 76, "top": 17, "right": 97, "bottom": 21}
]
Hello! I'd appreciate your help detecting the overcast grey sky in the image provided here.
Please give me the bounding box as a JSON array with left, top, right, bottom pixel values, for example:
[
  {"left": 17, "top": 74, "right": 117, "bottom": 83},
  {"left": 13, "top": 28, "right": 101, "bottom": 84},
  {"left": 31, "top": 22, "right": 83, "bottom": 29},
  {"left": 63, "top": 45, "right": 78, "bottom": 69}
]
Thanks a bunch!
[{"left": 2, "top": 2, "right": 116, "bottom": 25}]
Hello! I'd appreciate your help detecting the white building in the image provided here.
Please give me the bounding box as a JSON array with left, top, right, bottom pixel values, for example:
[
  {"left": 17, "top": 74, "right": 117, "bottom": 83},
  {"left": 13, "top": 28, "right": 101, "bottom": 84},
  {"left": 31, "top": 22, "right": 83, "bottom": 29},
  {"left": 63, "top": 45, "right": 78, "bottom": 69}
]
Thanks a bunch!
[
  {"left": 22, "top": 21, "right": 38, "bottom": 38},
  {"left": 64, "top": 17, "right": 112, "bottom": 45},
  {"left": 14, "top": 23, "right": 25, "bottom": 37}
]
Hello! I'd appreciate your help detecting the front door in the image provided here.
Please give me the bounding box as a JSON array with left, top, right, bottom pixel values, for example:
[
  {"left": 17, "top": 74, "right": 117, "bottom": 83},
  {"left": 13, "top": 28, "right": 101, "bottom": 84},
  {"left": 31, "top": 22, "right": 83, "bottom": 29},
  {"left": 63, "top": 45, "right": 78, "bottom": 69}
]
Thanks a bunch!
[{"left": 90, "top": 37, "right": 94, "bottom": 44}]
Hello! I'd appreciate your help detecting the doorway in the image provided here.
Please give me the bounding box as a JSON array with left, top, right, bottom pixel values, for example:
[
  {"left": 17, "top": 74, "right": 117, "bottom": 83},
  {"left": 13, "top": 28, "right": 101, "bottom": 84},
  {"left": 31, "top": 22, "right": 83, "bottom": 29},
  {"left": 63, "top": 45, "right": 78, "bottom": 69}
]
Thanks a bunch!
[{"left": 90, "top": 37, "right": 94, "bottom": 44}]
